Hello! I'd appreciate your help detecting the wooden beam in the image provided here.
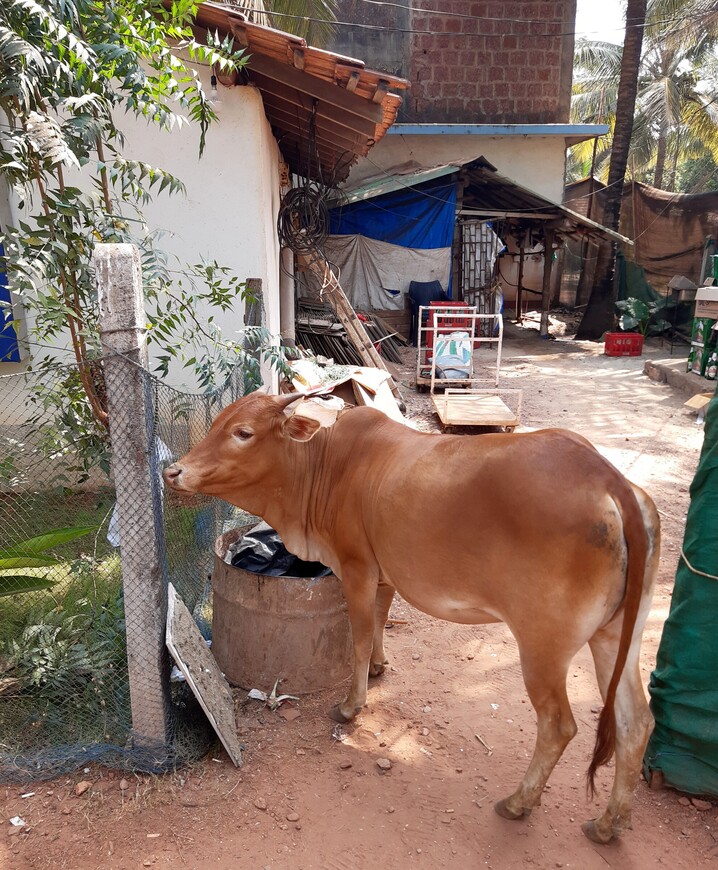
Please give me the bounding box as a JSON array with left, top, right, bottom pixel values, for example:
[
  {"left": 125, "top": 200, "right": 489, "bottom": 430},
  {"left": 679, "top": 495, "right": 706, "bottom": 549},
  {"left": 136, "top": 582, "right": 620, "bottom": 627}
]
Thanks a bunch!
[
  {"left": 279, "top": 138, "right": 356, "bottom": 180},
  {"left": 459, "top": 209, "right": 557, "bottom": 220},
  {"left": 292, "top": 48, "right": 305, "bottom": 70},
  {"left": 241, "top": 49, "right": 383, "bottom": 125},
  {"left": 297, "top": 253, "right": 404, "bottom": 409},
  {"left": 261, "top": 96, "right": 365, "bottom": 151},
  {"left": 250, "top": 71, "right": 378, "bottom": 139},
  {"left": 516, "top": 238, "right": 525, "bottom": 323},
  {"left": 278, "top": 136, "right": 353, "bottom": 170},
  {"left": 345, "top": 70, "right": 361, "bottom": 92},
  {"left": 230, "top": 23, "right": 249, "bottom": 47},
  {"left": 372, "top": 79, "right": 389, "bottom": 104}
]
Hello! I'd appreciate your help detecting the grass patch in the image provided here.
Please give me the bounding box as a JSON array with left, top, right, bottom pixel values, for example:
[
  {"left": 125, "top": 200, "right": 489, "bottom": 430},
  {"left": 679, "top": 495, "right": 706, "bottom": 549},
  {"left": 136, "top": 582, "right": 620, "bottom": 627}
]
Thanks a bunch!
[{"left": 0, "top": 489, "right": 130, "bottom": 755}]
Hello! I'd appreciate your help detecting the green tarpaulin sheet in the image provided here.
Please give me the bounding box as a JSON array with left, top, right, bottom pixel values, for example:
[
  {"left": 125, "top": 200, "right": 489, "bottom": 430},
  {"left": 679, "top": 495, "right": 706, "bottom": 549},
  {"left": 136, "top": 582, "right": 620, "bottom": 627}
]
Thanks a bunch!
[{"left": 644, "top": 392, "right": 718, "bottom": 795}]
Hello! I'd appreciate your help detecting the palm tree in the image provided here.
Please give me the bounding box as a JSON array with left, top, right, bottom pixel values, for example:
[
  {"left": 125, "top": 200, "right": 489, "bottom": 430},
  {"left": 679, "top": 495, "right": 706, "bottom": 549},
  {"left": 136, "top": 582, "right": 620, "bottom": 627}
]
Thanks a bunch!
[
  {"left": 576, "top": 0, "right": 648, "bottom": 340},
  {"left": 223, "top": 0, "right": 338, "bottom": 45},
  {"left": 570, "top": 0, "right": 718, "bottom": 191}
]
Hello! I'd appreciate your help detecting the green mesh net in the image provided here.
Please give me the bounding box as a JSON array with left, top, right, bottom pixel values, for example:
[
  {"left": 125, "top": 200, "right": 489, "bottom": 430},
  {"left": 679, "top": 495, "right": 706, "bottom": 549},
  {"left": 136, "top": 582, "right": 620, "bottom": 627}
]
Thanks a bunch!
[{"left": 644, "top": 392, "right": 718, "bottom": 795}]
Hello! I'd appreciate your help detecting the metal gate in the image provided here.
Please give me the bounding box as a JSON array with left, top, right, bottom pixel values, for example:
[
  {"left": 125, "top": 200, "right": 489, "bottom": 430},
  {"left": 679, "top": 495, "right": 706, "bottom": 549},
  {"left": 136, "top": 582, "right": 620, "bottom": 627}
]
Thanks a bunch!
[{"left": 460, "top": 220, "right": 502, "bottom": 334}]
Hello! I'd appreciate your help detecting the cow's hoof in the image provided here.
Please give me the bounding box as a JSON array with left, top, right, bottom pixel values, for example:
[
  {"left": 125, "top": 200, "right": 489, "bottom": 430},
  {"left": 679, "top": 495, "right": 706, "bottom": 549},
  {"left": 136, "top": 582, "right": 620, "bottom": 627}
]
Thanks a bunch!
[
  {"left": 369, "top": 660, "right": 387, "bottom": 677},
  {"left": 494, "top": 799, "right": 531, "bottom": 821},
  {"left": 329, "top": 704, "right": 358, "bottom": 723},
  {"left": 581, "top": 819, "right": 614, "bottom": 844}
]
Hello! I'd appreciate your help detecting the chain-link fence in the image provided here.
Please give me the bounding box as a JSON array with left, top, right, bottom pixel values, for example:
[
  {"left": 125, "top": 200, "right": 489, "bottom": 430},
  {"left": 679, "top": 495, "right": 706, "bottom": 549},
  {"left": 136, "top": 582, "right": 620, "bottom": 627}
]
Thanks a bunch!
[{"left": 0, "top": 359, "right": 246, "bottom": 782}]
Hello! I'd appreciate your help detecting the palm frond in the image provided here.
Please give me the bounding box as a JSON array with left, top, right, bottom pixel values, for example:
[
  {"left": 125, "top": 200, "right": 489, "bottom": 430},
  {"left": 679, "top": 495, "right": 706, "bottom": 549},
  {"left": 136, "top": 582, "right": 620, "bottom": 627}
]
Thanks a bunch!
[{"left": 220, "top": 0, "right": 338, "bottom": 45}]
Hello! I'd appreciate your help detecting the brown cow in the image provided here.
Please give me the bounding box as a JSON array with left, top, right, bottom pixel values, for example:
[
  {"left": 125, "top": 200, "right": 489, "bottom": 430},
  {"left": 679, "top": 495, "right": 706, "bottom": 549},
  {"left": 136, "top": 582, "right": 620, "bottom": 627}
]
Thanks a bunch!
[{"left": 164, "top": 391, "right": 660, "bottom": 844}]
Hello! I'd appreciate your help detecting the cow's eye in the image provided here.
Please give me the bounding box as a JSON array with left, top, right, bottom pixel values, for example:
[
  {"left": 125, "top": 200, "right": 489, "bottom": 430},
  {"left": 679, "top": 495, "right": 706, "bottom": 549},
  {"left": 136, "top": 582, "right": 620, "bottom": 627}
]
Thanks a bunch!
[{"left": 234, "top": 428, "right": 253, "bottom": 441}]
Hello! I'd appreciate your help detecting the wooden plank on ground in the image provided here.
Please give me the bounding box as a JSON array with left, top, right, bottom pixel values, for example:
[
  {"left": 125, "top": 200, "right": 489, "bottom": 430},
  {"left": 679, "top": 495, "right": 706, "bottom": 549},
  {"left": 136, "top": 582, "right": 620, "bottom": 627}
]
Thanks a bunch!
[
  {"left": 432, "top": 393, "right": 518, "bottom": 428},
  {"left": 166, "top": 584, "right": 243, "bottom": 767}
]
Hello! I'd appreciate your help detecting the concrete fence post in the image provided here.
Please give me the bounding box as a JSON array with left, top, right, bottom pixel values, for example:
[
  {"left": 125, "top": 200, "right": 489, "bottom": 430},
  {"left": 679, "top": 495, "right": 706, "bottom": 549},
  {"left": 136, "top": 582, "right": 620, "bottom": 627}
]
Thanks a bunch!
[{"left": 95, "top": 243, "right": 171, "bottom": 750}]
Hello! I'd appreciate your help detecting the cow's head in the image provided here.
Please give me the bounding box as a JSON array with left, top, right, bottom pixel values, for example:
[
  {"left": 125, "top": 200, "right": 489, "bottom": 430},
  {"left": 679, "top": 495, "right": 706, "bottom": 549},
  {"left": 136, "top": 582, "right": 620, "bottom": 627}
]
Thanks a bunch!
[{"left": 162, "top": 391, "right": 336, "bottom": 505}]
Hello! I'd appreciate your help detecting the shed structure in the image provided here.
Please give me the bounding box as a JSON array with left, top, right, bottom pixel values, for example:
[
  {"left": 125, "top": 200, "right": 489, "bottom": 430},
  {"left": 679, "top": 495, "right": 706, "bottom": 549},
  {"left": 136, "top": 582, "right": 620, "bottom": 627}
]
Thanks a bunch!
[{"left": 325, "top": 157, "right": 629, "bottom": 337}]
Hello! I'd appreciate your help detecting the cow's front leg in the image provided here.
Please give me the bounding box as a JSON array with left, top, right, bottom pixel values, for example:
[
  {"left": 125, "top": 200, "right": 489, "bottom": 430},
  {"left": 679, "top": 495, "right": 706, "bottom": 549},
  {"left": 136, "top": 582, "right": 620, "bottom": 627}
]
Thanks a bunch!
[
  {"left": 330, "top": 567, "right": 379, "bottom": 723},
  {"left": 370, "top": 580, "right": 395, "bottom": 677}
]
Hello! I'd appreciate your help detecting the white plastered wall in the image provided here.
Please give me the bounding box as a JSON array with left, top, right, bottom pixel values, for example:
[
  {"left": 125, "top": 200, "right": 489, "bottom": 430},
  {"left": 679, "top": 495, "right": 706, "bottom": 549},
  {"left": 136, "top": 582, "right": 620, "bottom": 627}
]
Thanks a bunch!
[
  {"left": 120, "top": 82, "right": 282, "bottom": 390},
  {"left": 0, "top": 83, "right": 283, "bottom": 392},
  {"left": 349, "top": 133, "right": 567, "bottom": 202}
]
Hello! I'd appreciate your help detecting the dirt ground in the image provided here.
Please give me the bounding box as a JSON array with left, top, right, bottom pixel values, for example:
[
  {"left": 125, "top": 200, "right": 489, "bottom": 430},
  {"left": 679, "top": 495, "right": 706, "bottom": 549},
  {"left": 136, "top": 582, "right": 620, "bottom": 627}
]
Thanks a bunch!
[{"left": 2, "top": 319, "right": 717, "bottom": 870}]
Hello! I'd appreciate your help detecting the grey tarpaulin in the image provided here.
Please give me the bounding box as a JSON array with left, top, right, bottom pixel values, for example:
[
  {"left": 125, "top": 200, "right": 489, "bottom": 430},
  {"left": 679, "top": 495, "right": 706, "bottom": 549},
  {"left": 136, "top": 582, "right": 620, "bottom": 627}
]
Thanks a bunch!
[{"left": 320, "top": 234, "right": 451, "bottom": 311}]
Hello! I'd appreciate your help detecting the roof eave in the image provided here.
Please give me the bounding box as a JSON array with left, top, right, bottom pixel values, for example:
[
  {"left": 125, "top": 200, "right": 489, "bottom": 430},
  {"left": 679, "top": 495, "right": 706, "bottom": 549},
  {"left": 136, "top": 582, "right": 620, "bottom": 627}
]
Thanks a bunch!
[{"left": 387, "top": 123, "right": 609, "bottom": 146}]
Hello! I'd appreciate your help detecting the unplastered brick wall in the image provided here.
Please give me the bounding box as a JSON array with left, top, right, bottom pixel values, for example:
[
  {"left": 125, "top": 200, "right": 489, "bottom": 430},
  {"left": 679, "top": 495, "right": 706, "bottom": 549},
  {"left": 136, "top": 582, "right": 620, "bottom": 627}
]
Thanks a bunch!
[
  {"left": 408, "top": 0, "right": 576, "bottom": 123},
  {"left": 330, "top": 0, "right": 576, "bottom": 124}
]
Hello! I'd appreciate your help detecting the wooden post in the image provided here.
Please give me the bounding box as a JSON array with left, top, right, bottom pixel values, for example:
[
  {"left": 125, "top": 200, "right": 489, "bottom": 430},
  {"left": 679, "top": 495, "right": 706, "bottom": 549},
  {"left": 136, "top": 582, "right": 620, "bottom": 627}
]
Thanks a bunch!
[
  {"left": 279, "top": 247, "right": 296, "bottom": 347},
  {"left": 95, "top": 243, "right": 171, "bottom": 750},
  {"left": 539, "top": 228, "right": 555, "bottom": 339},
  {"left": 516, "top": 237, "right": 525, "bottom": 323},
  {"left": 298, "top": 252, "right": 405, "bottom": 409}
]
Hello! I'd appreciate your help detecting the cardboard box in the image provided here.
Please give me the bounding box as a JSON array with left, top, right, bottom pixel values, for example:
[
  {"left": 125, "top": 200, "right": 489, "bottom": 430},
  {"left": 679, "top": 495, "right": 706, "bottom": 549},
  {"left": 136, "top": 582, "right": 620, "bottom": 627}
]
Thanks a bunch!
[
  {"left": 684, "top": 392, "right": 714, "bottom": 410},
  {"left": 684, "top": 391, "right": 715, "bottom": 423},
  {"left": 695, "top": 287, "right": 718, "bottom": 319}
]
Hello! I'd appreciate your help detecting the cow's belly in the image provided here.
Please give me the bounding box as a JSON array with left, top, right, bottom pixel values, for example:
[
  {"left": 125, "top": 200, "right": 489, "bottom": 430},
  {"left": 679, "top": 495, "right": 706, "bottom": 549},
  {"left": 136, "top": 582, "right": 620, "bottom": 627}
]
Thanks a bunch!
[
  {"left": 391, "top": 583, "right": 503, "bottom": 625},
  {"left": 380, "top": 559, "right": 507, "bottom": 625},
  {"left": 367, "top": 499, "right": 626, "bottom": 631}
]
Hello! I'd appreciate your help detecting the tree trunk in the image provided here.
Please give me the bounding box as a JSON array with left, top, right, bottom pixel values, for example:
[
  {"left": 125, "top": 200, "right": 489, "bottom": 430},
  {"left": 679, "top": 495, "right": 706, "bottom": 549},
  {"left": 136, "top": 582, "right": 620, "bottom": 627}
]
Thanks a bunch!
[
  {"left": 668, "top": 132, "right": 681, "bottom": 192},
  {"left": 576, "top": 0, "right": 647, "bottom": 341},
  {"left": 654, "top": 128, "right": 667, "bottom": 190}
]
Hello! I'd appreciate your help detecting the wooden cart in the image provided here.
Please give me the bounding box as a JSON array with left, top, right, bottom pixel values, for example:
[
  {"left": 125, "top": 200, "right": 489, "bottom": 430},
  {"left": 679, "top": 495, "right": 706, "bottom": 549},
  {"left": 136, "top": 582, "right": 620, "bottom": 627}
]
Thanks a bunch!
[
  {"left": 415, "top": 304, "right": 521, "bottom": 430},
  {"left": 431, "top": 389, "right": 523, "bottom": 432}
]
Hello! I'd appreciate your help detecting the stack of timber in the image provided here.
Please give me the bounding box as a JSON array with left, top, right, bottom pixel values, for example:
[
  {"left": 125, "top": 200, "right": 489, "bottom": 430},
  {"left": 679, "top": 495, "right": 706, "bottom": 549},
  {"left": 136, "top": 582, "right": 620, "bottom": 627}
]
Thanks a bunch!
[
  {"left": 371, "top": 304, "right": 412, "bottom": 343},
  {"left": 296, "top": 300, "right": 406, "bottom": 366}
]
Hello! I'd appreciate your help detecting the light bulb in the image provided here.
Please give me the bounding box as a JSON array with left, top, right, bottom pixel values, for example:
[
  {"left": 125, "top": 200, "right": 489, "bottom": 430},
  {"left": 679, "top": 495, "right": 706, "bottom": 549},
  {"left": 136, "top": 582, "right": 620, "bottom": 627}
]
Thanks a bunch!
[{"left": 210, "top": 74, "right": 220, "bottom": 107}]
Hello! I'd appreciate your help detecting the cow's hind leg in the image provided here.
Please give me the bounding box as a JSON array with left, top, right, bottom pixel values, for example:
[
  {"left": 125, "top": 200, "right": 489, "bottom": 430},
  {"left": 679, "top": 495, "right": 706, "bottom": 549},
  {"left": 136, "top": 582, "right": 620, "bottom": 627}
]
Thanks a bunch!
[
  {"left": 582, "top": 628, "right": 653, "bottom": 844},
  {"left": 495, "top": 651, "right": 577, "bottom": 821},
  {"left": 369, "top": 581, "right": 395, "bottom": 677}
]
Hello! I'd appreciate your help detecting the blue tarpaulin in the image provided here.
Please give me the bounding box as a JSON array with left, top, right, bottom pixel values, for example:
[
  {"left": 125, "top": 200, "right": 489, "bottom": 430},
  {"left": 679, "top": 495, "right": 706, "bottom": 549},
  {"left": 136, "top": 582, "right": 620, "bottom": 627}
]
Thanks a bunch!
[
  {"left": 0, "top": 242, "right": 21, "bottom": 363},
  {"left": 329, "top": 180, "right": 457, "bottom": 250}
]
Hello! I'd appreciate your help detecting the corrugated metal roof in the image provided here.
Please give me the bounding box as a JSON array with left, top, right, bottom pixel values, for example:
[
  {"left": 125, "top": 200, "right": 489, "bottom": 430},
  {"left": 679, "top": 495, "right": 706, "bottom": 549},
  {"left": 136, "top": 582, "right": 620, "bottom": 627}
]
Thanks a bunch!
[
  {"left": 338, "top": 164, "right": 461, "bottom": 204},
  {"left": 461, "top": 159, "right": 631, "bottom": 243},
  {"left": 191, "top": 2, "right": 409, "bottom": 182}
]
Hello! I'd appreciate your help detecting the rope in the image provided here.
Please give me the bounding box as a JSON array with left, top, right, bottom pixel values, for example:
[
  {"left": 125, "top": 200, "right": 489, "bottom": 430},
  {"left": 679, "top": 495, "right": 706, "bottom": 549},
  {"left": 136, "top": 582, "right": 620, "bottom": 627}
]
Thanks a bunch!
[{"left": 681, "top": 548, "right": 718, "bottom": 581}]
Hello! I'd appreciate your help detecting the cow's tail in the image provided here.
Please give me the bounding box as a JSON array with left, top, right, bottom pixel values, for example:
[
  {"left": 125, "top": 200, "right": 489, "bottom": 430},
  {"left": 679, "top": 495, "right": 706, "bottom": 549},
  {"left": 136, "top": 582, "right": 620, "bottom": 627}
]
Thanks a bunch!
[{"left": 586, "top": 480, "right": 650, "bottom": 796}]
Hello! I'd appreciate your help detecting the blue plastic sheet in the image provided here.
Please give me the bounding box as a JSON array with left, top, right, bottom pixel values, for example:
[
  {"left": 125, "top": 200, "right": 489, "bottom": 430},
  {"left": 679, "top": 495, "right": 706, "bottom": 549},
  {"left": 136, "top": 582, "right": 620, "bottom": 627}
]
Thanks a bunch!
[{"left": 329, "top": 180, "right": 457, "bottom": 250}]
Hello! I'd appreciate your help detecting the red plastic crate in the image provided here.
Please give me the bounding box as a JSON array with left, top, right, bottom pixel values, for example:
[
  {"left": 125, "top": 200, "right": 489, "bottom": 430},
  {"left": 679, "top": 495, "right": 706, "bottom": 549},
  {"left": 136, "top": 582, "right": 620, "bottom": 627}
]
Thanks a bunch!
[{"left": 604, "top": 332, "right": 644, "bottom": 357}]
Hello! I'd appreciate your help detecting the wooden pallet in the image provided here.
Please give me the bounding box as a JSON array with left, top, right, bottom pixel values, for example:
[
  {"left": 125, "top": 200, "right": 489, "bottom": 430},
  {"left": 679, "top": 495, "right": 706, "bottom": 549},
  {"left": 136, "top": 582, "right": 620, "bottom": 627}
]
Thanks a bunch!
[{"left": 432, "top": 389, "right": 522, "bottom": 430}]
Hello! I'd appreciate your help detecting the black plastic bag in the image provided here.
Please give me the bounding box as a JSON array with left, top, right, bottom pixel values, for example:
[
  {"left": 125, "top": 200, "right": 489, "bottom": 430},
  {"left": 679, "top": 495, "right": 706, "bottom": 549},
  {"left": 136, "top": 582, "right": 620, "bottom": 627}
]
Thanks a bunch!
[{"left": 229, "top": 521, "right": 332, "bottom": 578}]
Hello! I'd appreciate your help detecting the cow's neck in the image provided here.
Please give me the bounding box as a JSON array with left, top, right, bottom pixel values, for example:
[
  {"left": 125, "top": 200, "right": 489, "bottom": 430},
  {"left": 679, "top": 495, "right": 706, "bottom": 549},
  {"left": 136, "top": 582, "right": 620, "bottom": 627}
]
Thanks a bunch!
[{"left": 250, "top": 423, "right": 356, "bottom": 565}]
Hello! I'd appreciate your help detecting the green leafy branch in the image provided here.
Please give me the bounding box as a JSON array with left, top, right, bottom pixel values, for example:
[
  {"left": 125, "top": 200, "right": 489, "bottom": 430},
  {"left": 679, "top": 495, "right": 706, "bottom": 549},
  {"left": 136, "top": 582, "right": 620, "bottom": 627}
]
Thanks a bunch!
[{"left": 0, "top": 525, "right": 97, "bottom": 597}]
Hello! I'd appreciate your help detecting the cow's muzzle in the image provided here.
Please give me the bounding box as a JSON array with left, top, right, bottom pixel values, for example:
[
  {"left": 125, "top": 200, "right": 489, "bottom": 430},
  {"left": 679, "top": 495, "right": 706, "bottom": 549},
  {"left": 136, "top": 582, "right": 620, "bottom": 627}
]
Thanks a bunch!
[{"left": 163, "top": 463, "right": 193, "bottom": 493}]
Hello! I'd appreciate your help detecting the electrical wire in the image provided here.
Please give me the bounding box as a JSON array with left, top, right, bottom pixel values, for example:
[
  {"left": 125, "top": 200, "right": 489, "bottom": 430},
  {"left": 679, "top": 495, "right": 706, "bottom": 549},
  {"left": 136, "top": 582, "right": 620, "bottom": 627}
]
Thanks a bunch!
[
  {"left": 277, "top": 184, "right": 330, "bottom": 255},
  {"left": 244, "top": 6, "right": 715, "bottom": 41}
]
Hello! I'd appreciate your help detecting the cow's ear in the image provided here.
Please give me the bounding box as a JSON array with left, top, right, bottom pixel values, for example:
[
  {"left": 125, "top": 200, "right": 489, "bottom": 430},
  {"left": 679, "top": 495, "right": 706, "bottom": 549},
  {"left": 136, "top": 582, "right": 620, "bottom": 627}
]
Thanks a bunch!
[{"left": 281, "top": 413, "right": 322, "bottom": 442}]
